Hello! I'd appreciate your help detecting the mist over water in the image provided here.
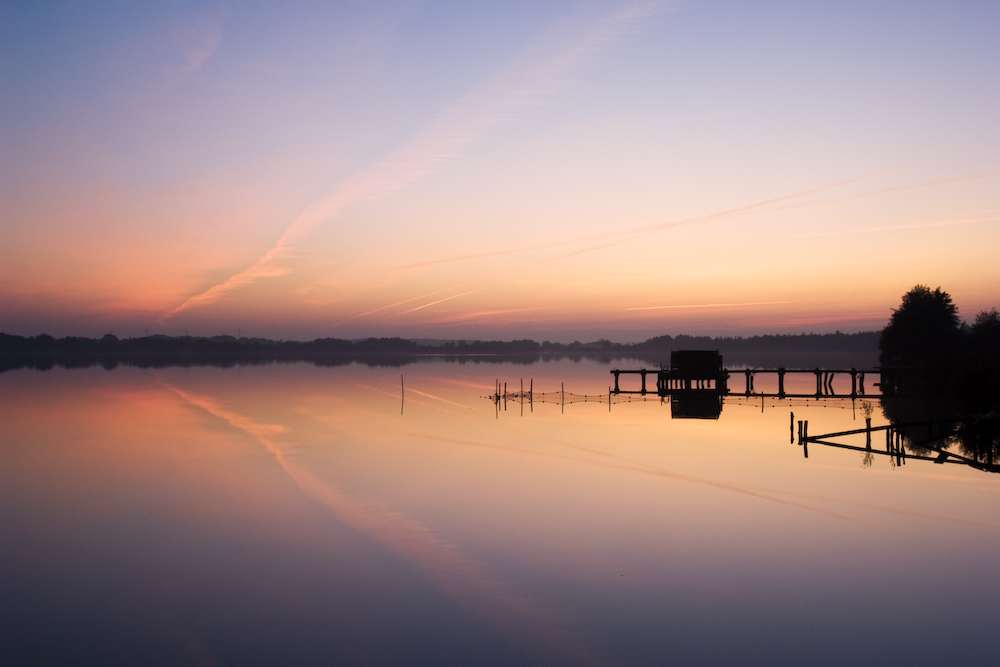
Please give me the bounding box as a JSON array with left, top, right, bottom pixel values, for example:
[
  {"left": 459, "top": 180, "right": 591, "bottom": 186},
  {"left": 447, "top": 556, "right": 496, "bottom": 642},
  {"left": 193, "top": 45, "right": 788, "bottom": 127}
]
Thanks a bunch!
[{"left": 3, "top": 360, "right": 998, "bottom": 666}]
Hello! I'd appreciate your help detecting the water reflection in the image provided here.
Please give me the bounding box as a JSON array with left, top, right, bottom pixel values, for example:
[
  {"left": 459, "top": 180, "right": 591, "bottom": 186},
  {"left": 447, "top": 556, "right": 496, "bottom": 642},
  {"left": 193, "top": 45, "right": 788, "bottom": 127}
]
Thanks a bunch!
[
  {"left": 169, "top": 384, "right": 602, "bottom": 665},
  {"left": 3, "top": 361, "right": 999, "bottom": 665}
]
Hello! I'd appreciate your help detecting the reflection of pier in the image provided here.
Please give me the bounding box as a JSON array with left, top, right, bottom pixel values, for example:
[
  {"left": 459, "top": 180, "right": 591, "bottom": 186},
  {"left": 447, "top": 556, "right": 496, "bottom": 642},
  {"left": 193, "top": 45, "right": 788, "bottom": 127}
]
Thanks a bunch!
[
  {"left": 611, "top": 351, "right": 882, "bottom": 419},
  {"left": 796, "top": 417, "right": 1000, "bottom": 474},
  {"left": 487, "top": 352, "right": 885, "bottom": 420},
  {"left": 612, "top": 359, "right": 879, "bottom": 400}
]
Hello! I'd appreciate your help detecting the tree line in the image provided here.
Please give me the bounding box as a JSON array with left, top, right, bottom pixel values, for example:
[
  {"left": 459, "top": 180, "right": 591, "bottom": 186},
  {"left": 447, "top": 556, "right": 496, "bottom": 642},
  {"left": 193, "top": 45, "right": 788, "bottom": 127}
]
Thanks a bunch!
[{"left": 0, "top": 330, "right": 880, "bottom": 372}]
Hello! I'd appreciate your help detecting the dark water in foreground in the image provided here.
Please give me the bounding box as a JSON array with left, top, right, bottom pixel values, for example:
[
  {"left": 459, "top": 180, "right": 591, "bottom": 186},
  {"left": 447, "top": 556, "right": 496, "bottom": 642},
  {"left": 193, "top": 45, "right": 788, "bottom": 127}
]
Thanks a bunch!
[{"left": 2, "top": 361, "right": 998, "bottom": 666}]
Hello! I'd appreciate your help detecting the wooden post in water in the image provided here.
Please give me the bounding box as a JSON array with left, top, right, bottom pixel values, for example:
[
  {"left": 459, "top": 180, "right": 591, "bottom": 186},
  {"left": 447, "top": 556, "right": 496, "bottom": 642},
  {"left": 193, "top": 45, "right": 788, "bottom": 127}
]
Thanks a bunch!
[
  {"left": 561, "top": 382, "right": 565, "bottom": 414},
  {"left": 400, "top": 374, "right": 404, "bottom": 415},
  {"left": 778, "top": 368, "right": 786, "bottom": 399},
  {"left": 530, "top": 378, "right": 533, "bottom": 412}
]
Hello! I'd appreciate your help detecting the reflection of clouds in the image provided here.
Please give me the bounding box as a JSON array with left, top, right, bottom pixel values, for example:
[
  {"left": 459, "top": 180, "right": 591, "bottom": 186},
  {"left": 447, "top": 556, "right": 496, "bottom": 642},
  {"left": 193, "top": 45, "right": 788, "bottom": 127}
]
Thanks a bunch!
[
  {"left": 403, "top": 431, "right": 905, "bottom": 530},
  {"left": 167, "top": 385, "right": 603, "bottom": 666},
  {"left": 746, "top": 481, "right": 1000, "bottom": 529},
  {"left": 524, "top": 429, "right": 998, "bottom": 529},
  {"left": 404, "top": 388, "right": 472, "bottom": 410}
]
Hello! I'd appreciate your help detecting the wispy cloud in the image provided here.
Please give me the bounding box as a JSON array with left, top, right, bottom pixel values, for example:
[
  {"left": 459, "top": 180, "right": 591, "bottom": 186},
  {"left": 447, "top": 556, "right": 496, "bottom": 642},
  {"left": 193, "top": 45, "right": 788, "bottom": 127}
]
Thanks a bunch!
[
  {"left": 406, "top": 169, "right": 997, "bottom": 272},
  {"left": 161, "top": 1, "right": 673, "bottom": 320},
  {"left": 337, "top": 175, "right": 874, "bottom": 326},
  {"left": 625, "top": 300, "right": 792, "bottom": 311},
  {"left": 789, "top": 213, "right": 1000, "bottom": 239},
  {"left": 396, "top": 287, "right": 486, "bottom": 315},
  {"left": 129, "top": 10, "right": 227, "bottom": 102}
]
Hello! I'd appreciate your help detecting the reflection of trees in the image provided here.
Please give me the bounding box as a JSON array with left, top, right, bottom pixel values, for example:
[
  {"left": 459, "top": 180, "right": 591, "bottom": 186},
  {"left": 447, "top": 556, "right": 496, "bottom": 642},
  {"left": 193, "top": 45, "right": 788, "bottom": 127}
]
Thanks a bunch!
[
  {"left": 952, "top": 418, "right": 1000, "bottom": 469},
  {"left": 880, "top": 390, "right": 1000, "bottom": 472},
  {"left": 877, "top": 286, "right": 1000, "bottom": 471}
]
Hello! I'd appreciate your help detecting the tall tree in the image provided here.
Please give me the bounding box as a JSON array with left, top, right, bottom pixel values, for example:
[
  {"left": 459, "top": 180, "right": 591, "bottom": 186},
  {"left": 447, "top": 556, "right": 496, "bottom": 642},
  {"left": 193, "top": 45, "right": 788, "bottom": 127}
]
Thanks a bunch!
[{"left": 879, "top": 285, "right": 961, "bottom": 367}]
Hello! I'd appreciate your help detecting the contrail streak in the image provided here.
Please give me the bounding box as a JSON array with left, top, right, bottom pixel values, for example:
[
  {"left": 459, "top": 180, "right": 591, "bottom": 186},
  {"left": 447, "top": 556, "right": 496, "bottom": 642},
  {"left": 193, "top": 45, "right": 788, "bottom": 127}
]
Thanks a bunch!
[
  {"left": 405, "top": 387, "right": 472, "bottom": 409},
  {"left": 396, "top": 288, "right": 486, "bottom": 315},
  {"left": 336, "top": 174, "right": 878, "bottom": 325},
  {"left": 334, "top": 284, "right": 477, "bottom": 326},
  {"left": 408, "top": 171, "right": 892, "bottom": 269},
  {"left": 401, "top": 431, "right": 903, "bottom": 530},
  {"left": 168, "top": 385, "right": 605, "bottom": 665},
  {"left": 161, "top": 0, "right": 673, "bottom": 320},
  {"left": 625, "top": 300, "right": 792, "bottom": 311},
  {"left": 789, "top": 213, "right": 1000, "bottom": 239}
]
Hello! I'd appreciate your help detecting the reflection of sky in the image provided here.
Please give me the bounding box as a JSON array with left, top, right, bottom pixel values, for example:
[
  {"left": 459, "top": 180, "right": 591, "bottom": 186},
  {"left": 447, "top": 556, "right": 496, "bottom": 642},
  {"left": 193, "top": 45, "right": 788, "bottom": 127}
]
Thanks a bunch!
[
  {"left": 3, "top": 361, "right": 999, "bottom": 664},
  {"left": 2, "top": 1, "right": 998, "bottom": 340}
]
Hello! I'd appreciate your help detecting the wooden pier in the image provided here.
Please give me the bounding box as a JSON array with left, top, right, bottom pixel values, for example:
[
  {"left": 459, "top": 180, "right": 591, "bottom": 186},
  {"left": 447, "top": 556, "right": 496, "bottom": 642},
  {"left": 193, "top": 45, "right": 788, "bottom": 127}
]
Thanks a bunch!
[{"left": 612, "top": 353, "right": 880, "bottom": 400}]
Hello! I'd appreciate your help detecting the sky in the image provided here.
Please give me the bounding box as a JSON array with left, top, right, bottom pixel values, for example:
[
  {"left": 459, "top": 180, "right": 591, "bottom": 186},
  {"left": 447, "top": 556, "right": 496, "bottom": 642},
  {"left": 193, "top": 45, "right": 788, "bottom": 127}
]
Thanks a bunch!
[{"left": 2, "top": 0, "right": 998, "bottom": 342}]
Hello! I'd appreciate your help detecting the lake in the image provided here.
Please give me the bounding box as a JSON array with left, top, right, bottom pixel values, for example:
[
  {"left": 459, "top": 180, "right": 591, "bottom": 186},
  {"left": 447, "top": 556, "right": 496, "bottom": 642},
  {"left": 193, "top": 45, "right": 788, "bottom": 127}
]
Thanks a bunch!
[{"left": 2, "top": 360, "right": 998, "bottom": 666}]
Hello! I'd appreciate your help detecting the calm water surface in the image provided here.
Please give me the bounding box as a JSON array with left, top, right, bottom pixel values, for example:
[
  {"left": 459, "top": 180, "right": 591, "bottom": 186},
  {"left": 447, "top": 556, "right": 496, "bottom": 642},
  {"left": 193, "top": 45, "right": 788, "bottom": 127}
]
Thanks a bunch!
[{"left": 2, "top": 360, "right": 998, "bottom": 665}]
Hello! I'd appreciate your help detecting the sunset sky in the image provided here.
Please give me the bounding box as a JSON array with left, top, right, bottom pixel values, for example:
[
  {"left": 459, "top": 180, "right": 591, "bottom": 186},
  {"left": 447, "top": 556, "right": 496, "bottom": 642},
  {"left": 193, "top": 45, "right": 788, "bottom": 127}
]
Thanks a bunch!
[{"left": 2, "top": 0, "right": 998, "bottom": 342}]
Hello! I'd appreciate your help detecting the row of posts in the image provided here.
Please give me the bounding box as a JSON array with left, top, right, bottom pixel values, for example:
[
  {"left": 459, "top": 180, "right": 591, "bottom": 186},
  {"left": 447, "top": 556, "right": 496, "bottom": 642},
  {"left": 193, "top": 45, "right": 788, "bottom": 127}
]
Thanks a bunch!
[
  {"left": 744, "top": 368, "right": 866, "bottom": 399},
  {"left": 610, "top": 368, "right": 869, "bottom": 398}
]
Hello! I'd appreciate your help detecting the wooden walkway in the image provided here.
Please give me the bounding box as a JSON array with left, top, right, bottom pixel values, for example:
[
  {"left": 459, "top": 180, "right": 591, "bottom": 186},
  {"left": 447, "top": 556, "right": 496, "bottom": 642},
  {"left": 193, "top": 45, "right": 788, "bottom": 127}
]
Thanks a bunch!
[{"left": 611, "top": 367, "right": 882, "bottom": 399}]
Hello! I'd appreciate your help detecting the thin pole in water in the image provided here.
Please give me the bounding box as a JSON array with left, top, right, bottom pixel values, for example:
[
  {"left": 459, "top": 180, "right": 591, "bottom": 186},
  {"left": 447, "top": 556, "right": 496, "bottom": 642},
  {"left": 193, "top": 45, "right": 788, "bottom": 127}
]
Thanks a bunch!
[{"left": 400, "top": 375, "right": 404, "bottom": 415}]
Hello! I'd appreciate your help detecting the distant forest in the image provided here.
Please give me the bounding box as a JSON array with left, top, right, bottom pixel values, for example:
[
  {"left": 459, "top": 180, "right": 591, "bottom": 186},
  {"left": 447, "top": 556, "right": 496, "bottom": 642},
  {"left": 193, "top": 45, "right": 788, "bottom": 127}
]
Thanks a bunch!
[{"left": 0, "top": 331, "right": 880, "bottom": 372}]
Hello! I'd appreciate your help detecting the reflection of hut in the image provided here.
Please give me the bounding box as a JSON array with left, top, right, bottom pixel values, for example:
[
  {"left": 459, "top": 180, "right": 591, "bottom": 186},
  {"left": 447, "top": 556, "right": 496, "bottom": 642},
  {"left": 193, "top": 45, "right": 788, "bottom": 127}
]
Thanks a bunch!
[
  {"left": 670, "top": 391, "right": 724, "bottom": 419},
  {"left": 657, "top": 350, "right": 727, "bottom": 419}
]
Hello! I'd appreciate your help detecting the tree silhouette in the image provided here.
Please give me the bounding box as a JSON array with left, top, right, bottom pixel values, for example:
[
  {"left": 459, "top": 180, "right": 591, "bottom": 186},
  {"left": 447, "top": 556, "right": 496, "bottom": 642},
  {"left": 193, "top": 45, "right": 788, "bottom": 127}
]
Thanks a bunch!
[{"left": 879, "top": 285, "right": 961, "bottom": 368}]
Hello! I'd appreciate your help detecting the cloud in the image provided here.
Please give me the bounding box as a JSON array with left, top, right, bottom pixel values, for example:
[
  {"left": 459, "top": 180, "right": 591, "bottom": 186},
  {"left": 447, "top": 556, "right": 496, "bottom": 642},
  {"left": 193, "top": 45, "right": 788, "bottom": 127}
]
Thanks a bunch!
[
  {"left": 161, "top": 1, "right": 674, "bottom": 320},
  {"left": 625, "top": 301, "right": 792, "bottom": 311},
  {"left": 406, "top": 171, "right": 892, "bottom": 271},
  {"left": 788, "top": 212, "right": 1000, "bottom": 239},
  {"left": 395, "top": 287, "right": 486, "bottom": 315},
  {"left": 127, "top": 9, "right": 227, "bottom": 103}
]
